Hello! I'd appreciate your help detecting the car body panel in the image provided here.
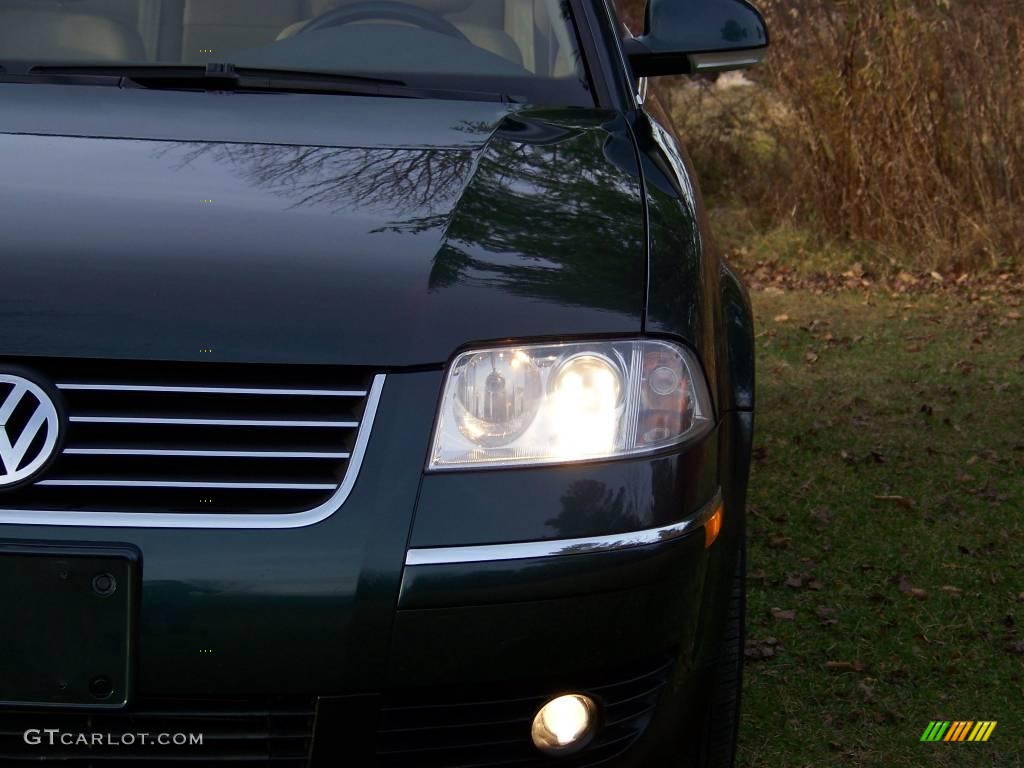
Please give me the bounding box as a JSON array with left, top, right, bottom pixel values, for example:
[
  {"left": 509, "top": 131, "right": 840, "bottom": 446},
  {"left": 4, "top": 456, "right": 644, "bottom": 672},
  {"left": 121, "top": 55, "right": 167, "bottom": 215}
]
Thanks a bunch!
[
  {"left": 0, "top": 83, "right": 514, "bottom": 148},
  {"left": 390, "top": 538, "right": 707, "bottom": 688},
  {"left": 411, "top": 429, "right": 719, "bottom": 547},
  {"left": 398, "top": 523, "right": 708, "bottom": 610},
  {"left": 0, "top": 86, "right": 649, "bottom": 368}
]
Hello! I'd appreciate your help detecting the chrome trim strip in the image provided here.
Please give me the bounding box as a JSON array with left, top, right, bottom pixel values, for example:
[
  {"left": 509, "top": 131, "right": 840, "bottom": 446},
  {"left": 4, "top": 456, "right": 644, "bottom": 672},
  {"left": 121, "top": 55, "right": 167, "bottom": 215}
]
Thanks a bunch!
[
  {"left": 405, "top": 489, "right": 723, "bottom": 566},
  {"left": 37, "top": 480, "right": 337, "bottom": 490},
  {"left": 57, "top": 384, "right": 367, "bottom": 397},
  {"left": 689, "top": 49, "right": 766, "bottom": 73},
  {"left": 0, "top": 374, "right": 386, "bottom": 529},
  {"left": 69, "top": 416, "right": 358, "bottom": 428},
  {"left": 63, "top": 448, "right": 351, "bottom": 459}
]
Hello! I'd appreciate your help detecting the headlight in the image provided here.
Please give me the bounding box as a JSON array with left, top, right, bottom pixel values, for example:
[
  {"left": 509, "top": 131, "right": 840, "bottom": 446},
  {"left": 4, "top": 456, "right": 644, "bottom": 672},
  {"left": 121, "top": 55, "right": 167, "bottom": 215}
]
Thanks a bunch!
[{"left": 428, "top": 339, "right": 713, "bottom": 470}]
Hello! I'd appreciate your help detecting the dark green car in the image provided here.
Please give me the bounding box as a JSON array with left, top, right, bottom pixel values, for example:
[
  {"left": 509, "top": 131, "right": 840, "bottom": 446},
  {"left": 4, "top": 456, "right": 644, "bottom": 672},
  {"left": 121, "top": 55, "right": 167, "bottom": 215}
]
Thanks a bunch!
[{"left": 0, "top": 0, "right": 766, "bottom": 765}]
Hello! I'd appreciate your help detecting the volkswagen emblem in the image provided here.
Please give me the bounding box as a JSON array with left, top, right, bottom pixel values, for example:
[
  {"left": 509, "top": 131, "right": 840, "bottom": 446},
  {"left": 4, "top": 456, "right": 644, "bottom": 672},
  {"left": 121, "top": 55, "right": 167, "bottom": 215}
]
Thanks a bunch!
[{"left": 0, "top": 372, "right": 62, "bottom": 488}]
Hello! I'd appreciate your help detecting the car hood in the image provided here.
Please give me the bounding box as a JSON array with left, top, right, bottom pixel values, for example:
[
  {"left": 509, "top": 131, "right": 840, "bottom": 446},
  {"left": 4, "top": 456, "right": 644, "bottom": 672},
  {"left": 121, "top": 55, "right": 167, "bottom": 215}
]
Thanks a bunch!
[{"left": 0, "top": 85, "right": 646, "bottom": 367}]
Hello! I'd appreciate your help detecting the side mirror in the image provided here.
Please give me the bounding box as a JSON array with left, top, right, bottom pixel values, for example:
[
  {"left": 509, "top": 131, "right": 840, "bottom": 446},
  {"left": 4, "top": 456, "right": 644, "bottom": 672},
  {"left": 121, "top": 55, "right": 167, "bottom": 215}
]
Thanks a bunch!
[{"left": 623, "top": 0, "right": 769, "bottom": 77}]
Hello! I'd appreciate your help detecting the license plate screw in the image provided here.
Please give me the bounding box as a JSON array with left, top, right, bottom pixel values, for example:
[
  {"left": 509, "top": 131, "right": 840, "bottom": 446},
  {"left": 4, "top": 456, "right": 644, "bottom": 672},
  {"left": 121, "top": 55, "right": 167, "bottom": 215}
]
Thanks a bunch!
[
  {"left": 92, "top": 572, "right": 117, "bottom": 597},
  {"left": 89, "top": 676, "right": 114, "bottom": 700}
]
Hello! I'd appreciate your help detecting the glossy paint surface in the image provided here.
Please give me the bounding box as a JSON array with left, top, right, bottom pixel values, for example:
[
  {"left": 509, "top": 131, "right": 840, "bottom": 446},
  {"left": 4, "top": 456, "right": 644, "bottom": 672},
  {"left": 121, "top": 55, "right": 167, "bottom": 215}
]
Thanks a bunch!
[
  {"left": 390, "top": 533, "right": 708, "bottom": 686},
  {"left": 0, "top": 85, "right": 647, "bottom": 367},
  {"left": 412, "top": 431, "right": 719, "bottom": 547}
]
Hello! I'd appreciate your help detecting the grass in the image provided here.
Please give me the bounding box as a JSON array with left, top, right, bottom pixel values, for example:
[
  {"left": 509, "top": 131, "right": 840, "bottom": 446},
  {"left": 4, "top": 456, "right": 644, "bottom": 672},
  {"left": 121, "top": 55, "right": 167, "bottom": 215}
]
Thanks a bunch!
[
  {"left": 709, "top": 206, "right": 891, "bottom": 279},
  {"left": 736, "top": 284, "right": 1024, "bottom": 767}
]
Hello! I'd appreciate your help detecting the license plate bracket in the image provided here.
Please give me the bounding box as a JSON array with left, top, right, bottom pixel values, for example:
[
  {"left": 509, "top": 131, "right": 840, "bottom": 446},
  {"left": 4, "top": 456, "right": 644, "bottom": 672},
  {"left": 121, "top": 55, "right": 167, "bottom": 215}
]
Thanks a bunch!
[{"left": 0, "top": 543, "right": 135, "bottom": 709}]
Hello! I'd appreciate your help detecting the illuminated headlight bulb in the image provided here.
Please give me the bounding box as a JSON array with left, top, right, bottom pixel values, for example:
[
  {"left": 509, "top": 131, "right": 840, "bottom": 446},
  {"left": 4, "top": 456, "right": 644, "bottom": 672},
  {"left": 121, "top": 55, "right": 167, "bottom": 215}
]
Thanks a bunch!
[
  {"left": 531, "top": 694, "right": 598, "bottom": 755},
  {"left": 550, "top": 354, "right": 623, "bottom": 457}
]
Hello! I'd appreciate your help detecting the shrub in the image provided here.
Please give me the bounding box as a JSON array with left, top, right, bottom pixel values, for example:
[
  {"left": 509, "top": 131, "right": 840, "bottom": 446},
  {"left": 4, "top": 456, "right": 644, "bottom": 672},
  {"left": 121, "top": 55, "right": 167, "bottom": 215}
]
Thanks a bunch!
[{"left": 620, "top": 0, "right": 1024, "bottom": 272}]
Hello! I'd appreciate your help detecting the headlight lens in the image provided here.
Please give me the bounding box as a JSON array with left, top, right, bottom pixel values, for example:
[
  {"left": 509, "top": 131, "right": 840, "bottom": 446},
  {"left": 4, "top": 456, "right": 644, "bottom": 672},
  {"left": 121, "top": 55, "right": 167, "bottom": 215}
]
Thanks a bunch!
[
  {"left": 452, "top": 348, "right": 542, "bottom": 447},
  {"left": 429, "top": 339, "right": 713, "bottom": 470}
]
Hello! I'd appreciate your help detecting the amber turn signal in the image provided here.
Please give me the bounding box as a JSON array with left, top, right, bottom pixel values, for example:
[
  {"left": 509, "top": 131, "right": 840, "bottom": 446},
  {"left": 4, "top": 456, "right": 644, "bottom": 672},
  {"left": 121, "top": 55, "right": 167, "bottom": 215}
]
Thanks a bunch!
[{"left": 704, "top": 504, "right": 724, "bottom": 549}]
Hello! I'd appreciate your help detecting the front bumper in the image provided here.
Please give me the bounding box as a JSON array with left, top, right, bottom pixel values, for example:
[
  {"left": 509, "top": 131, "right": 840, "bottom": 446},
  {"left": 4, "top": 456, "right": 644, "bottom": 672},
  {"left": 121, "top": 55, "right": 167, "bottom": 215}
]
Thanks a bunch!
[{"left": 0, "top": 371, "right": 749, "bottom": 766}]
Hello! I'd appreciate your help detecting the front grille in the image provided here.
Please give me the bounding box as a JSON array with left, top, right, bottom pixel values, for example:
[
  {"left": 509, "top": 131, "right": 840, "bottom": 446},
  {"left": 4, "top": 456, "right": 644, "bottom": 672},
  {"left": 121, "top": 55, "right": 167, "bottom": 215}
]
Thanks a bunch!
[
  {"left": 0, "top": 358, "right": 377, "bottom": 518},
  {"left": 375, "top": 658, "right": 672, "bottom": 767},
  {"left": 0, "top": 697, "right": 315, "bottom": 766}
]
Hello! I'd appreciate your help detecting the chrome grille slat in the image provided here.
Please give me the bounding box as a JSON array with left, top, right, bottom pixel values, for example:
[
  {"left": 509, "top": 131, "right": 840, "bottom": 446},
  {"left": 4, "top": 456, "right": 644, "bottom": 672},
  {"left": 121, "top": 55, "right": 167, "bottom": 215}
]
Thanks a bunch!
[
  {"left": 63, "top": 448, "right": 352, "bottom": 459},
  {"left": 0, "top": 359, "right": 382, "bottom": 526},
  {"left": 37, "top": 480, "right": 339, "bottom": 490},
  {"left": 57, "top": 384, "right": 367, "bottom": 397},
  {"left": 69, "top": 416, "right": 359, "bottom": 427}
]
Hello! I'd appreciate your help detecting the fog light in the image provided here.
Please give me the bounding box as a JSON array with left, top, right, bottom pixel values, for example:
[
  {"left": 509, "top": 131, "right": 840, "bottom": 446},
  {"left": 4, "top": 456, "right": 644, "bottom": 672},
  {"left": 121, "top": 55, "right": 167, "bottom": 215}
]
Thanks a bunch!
[{"left": 531, "top": 694, "right": 598, "bottom": 755}]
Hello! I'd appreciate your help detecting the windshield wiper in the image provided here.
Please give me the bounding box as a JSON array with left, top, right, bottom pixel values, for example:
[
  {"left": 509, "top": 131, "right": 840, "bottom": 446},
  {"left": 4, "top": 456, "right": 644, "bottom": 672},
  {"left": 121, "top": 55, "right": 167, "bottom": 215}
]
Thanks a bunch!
[{"left": 21, "top": 63, "right": 516, "bottom": 103}]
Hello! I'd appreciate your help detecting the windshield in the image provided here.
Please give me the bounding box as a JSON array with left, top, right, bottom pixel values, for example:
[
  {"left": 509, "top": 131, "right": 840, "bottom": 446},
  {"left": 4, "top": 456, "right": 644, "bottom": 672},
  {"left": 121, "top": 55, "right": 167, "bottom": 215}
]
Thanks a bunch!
[{"left": 0, "top": 0, "right": 593, "bottom": 105}]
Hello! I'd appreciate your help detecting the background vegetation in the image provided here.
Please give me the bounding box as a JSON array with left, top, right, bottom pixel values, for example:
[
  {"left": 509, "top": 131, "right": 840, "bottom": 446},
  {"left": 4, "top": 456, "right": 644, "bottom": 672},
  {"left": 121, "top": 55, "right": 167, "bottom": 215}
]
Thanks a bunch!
[{"left": 620, "top": 0, "right": 1023, "bottom": 274}]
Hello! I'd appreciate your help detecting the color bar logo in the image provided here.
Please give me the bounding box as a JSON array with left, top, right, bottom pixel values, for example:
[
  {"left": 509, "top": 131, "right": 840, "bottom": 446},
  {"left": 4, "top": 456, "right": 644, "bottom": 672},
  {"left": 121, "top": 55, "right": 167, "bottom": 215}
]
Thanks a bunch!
[{"left": 920, "top": 721, "right": 997, "bottom": 742}]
